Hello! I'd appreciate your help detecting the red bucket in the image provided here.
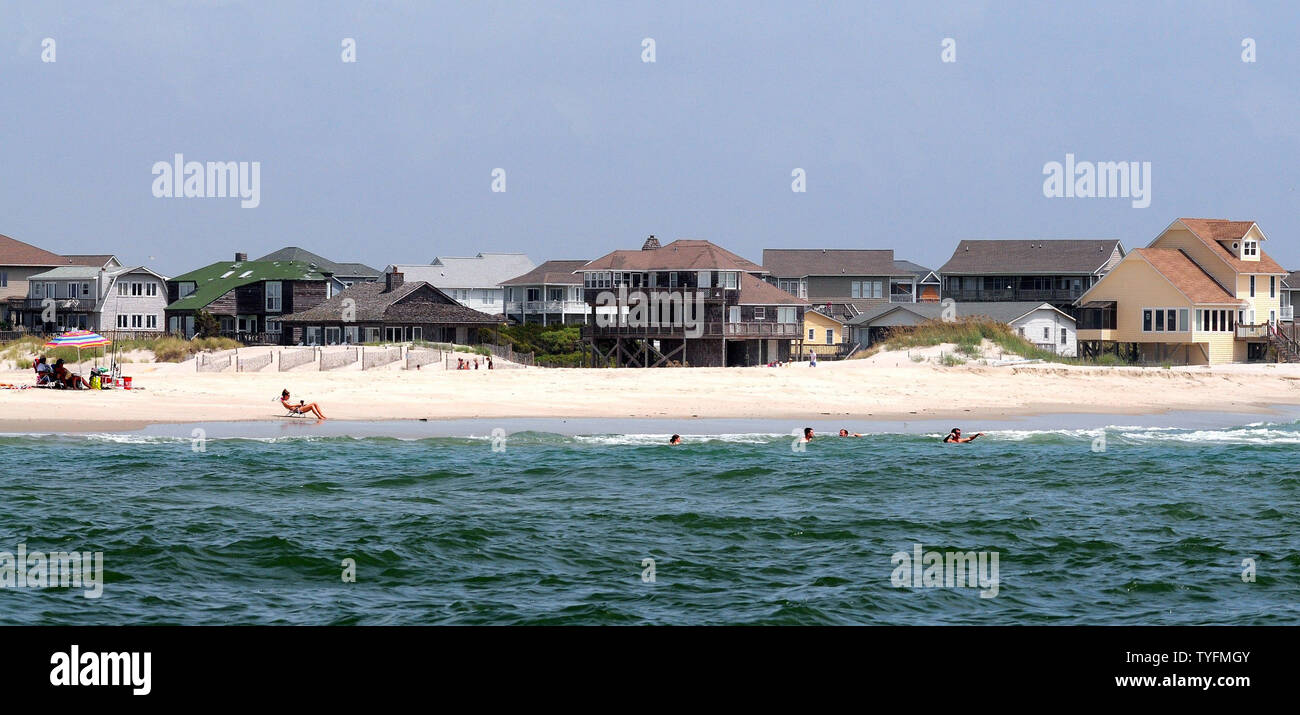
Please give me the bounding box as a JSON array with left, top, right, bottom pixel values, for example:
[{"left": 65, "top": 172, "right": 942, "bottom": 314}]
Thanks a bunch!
[{"left": 123, "top": 376, "right": 133, "bottom": 390}]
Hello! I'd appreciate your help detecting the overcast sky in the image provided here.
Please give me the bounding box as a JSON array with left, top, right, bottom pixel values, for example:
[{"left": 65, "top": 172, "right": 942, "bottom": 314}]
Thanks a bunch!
[{"left": 1, "top": 1, "right": 1296, "bottom": 276}]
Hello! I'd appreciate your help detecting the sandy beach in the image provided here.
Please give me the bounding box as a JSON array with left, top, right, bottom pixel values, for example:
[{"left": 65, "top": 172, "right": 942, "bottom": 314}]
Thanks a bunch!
[{"left": 5, "top": 343, "right": 1300, "bottom": 432}]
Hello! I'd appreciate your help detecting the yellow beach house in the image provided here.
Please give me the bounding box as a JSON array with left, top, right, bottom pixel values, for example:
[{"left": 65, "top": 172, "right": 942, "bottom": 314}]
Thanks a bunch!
[
  {"left": 800, "top": 307, "right": 847, "bottom": 358},
  {"left": 1075, "top": 219, "right": 1291, "bottom": 364}
]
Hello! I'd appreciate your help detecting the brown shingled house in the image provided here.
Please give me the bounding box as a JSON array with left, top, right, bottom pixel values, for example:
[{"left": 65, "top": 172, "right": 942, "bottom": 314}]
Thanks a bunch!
[
  {"left": 0, "top": 233, "right": 123, "bottom": 329},
  {"left": 278, "top": 272, "right": 500, "bottom": 345},
  {"left": 761, "top": 249, "right": 939, "bottom": 322},
  {"left": 939, "top": 239, "right": 1125, "bottom": 313},
  {"left": 581, "top": 237, "right": 808, "bottom": 367}
]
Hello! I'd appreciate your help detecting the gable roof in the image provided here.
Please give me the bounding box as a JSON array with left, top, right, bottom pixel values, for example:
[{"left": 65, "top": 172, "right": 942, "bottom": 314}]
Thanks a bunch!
[
  {"left": 1283, "top": 270, "right": 1300, "bottom": 290},
  {"left": 500, "top": 259, "right": 588, "bottom": 286},
  {"left": 255, "top": 247, "right": 381, "bottom": 278},
  {"left": 279, "top": 280, "right": 500, "bottom": 324},
  {"left": 28, "top": 265, "right": 167, "bottom": 281},
  {"left": 737, "top": 272, "right": 809, "bottom": 305},
  {"left": 939, "top": 239, "right": 1123, "bottom": 275},
  {"left": 1164, "top": 218, "right": 1287, "bottom": 275},
  {"left": 0, "top": 233, "right": 84, "bottom": 267},
  {"left": 389, "top": 252, "right": 535, "bottom": 289},
  {"left": 1132, "top": 248, "right": 1243, "bottom": 305},
  {"left": 583, "top": 239, "right": 763, "bottom": 272},
  {"left": 166, "top": 260, "right": 330, "bottom": 311},
  {"left": 761, "top": 249, "right": 911, "bottom": 277},
  {"left": 62, "top": 254, "right": 120, "bottom": 269},
  {"left": 846, "top": 301, "right": 1072, "bottom": 326}
]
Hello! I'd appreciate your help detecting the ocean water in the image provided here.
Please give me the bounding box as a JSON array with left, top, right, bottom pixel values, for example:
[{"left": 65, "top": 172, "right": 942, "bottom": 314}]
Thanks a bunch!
[{"left": 1, "top": 419, "right": 1298, "bottom": 625}]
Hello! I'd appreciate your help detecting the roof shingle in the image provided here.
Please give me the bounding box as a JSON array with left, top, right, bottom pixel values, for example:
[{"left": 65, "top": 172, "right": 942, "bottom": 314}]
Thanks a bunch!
[{"left": 938, "top": 239, "right": 1122, "bottom": 275}]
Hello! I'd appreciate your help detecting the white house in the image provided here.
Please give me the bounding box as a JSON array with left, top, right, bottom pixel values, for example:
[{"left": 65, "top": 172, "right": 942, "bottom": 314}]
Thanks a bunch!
[
  {"left": 385, "top": 252, "right": 534, "bottom": 317},
  {"left": 846, "top": 301, "right": 1077, "bottom": 356},
  {"left": 22, "top": 264, "right": 170, "bottom": 334}
]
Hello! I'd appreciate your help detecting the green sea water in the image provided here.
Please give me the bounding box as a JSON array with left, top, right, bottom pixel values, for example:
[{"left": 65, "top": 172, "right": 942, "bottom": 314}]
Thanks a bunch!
[{"left": 1, "top": 420, "right": 1297, "bottom": 624}]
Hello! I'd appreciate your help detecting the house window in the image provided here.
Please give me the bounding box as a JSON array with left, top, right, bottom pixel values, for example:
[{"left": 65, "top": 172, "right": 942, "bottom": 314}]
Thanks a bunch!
[
  {"left": 754, "top": 307, "right": 765, "bottom": 319},
  {"left": 146, "top": 283, "right": 158, "bottom": 297},
  {"left": 698, "top": 271, "right": 712, "bottom": 289},
  {"left": 1061, "top": 329, "right": 1068, "bottom": 345},
  {"left": 117, "top": 315, "right": 128, "bottom": 328},
  {"left": 1250, "top": 276, "right": 1255, "bottom": 297},
  {"left": 826, "top": 329, "right": 834, "bottom": 345},
  {"left": 777, "top": 307, "right": 796, "bottom": 323},
  {"left": 1043, "top": 327, "right": 1050, "bottom": 340},
  {"left": 146, "top": 315, "right": 158, "bottom": 328},
  {"left": 0, "top": 271, "right": 6, "bottom": 287},
  {"left": 178, "top": 282, "right": 196, "bottom": 298},
  {"left": 722, "top": 272, "right": 738, "bottom": 289},
  {"left": 266, "top": 320, "right": 281, "bottom": 334},
  {"left": 548, "top": 287, "right": 564, "bottom": 301},
  {"left": 808, "top": 328, "right": 815, "bottom": 340},
  {"left": 1244, "top": 241, "right": 1258, "bottom": 257},
  {"left": 526, "top": 288, "right": 541, "bottom": 302},
  {"left": 265, "top": 281, "right": 282, "bottom": 312},
  {"left": 1143, "top": 307, "right": 1184, "bottom": 332},
  {"left": 1018, "top": 327, "right": 1025, "bottom": 337},
  {"left": 131, "top": 315, "right": 143, "bottom": 328},
  {"left": 1270, "top": 276, "right": 1276, "bottom": 298},
  {"left": 132, "top": 282, "right": 144, "bottom": 296}
]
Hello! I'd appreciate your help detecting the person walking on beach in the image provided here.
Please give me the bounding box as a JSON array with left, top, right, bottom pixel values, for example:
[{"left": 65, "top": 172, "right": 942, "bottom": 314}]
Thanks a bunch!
[
  {"left": 942, "top": 428, "right": 982, "bottom": 443},
  {"left": 809, "top": 349, "right": 817, "bottom": 367},
  {"left": 280, "top": 389, "right": 327, "bottom": 419}
]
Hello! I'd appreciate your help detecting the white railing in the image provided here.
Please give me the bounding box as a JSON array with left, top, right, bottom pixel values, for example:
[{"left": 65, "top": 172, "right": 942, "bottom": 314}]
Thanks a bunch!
[
  {"left": 506, "top": 300, "right": 587, "bottom": 314},
  {"left": 889, "top": 293, "right": 916, "bottom": 303},
  {"left": 1236, "top": 323, "right": 1269, "bottom": 339},
  {"left": 1281, "top": 306, "right": 1294, "bottom": 321}
]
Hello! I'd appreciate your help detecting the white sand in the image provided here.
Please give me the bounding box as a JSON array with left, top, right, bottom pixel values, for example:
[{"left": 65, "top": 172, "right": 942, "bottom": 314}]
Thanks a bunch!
[{"left": 3, "top": 344, "right": 1300, "bottom": 431}]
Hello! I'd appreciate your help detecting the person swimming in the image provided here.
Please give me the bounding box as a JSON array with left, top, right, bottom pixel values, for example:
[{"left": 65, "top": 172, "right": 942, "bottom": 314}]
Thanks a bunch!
[
  {"left": 669, "top": 434, "right": 682, "bottom": 445},
  {"left": 838, "top": 429, "right": 862, "bottom": 437},
  {"left": 280, "top": 389, "right": 327, "bottom": 419},
  {"left": 942, "top": 428, "right": 982, "bottom": 443},
  {"left": 802, "top": 427, "right": 814, "bottom": 442}
]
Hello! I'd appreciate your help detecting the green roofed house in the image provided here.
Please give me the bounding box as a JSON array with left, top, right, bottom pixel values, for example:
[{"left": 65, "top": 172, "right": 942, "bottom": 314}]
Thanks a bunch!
[
  {"left": 254, "top": 246, "right": 381, "bottom": 287},
  {"left": 165, "top": 252, "right": 348, "bottom": 343}
]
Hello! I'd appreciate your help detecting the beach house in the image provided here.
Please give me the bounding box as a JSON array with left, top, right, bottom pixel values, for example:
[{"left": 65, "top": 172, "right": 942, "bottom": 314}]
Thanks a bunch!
[
  {"left": 385, "top": 253, "right": 534, "bottom": 317},
  {"left": 500, "top": 259, "right": 590, "bottom": 325},
  {"left": 1280, "top": 270, "right": 1299, "bottom": 324},
  {"left": 761, "top": 249, "right": 938, "bottom": 322},
  {"left": 255, "top": 247, "right": 381, "bottom": 287},
  {"left": 278, "top": 272, "right": 500, "bottom": 345},
  {"left": 165, "top": 252, "right": 347, "bottom": 342},
  {"left": 938, "top": 239, "right": 1125, "bottom": 313},
  {"left": 1074, "top": 219, "right": 1290, "bottom": 364},
  {"left": 846, "top": 302, "right": 1077, "bottom": 356},
  {"left": 581, "top": 237, "right": 808, "bottom": 367},
  {"left": 802, "top": 307, "right": 850, "bottom": 358},
  {"left": 0, "top": 233, "right": 123, "bottom": 330},
  {"left": 19, "top": 264, "right": 169, "bottom": 335}
]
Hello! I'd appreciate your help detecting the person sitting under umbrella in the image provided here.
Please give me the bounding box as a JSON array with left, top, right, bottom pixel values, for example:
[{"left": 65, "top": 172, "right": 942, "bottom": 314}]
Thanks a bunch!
[{"left": 52, "top": 359, "right": 91, "bottom": 389}]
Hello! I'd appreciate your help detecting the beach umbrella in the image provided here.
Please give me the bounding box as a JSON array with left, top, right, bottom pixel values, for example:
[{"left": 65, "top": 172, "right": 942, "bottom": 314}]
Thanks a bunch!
[{"left": 43, "top": 330, "right": 112, "bottom": 370}]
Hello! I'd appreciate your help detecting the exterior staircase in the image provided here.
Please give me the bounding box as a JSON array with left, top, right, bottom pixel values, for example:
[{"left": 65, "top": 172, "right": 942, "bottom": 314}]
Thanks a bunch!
[{"left": 1266, "top": 323, "right": 1300, "bottom": 363}]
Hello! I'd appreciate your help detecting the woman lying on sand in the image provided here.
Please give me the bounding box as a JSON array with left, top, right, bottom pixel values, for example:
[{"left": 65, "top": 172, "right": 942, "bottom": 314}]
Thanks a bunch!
[{"left": 280, "top": 389, "right": 327, "bottom": 419}]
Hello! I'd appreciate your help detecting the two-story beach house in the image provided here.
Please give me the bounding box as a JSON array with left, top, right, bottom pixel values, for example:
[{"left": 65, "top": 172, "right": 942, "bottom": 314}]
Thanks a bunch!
[
  {"left": 1075, "top": 219, "right": 1289, "bottom": 364},
  {"left": 761, "top": 249, "right": 938, "bottom": 322},
  {"left": 581, "top": 237, "right": 808, "bottom": 367},
  {"left": 385, "top": 253, "right": 534, "bottom": 318},
  {"left": 939, "top": 239, "right": 1125, "bottom": 313},
  {"left": 500, "top": 259, "right": 590, "bottom": 325},
  {"left": 0, "top": 233, "right": 122, "bottom": 329},
  {"left": 21, "top": 264, "right": 169, "bottom": 335},
  {"left": 165, "top": 252, "right": 347, "bottom": 342}
]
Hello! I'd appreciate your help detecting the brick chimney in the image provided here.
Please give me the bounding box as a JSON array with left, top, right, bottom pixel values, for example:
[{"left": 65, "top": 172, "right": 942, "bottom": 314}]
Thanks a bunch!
[
  {"left": 385, "top": 271, "right": 404, "bottom": 293},
  {"left": 641, "top": 235, "right": 661, "bottom": 251},
  {"left": 235, "top": 252, "right": 248, "bottom": 262}
]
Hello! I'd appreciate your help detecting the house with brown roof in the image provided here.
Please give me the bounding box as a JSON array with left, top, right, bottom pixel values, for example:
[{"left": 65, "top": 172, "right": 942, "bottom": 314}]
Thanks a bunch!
[
  {"left": 500, "top": 259, "right": 590, "bottom": 325},
  {"left": 938, "top": 239, "right": 1125, "bottom": 312},
  {"left": 581, "top": 236, "right": 808, "bottom": 367},
  {"left": 1075, "top": 219, "right": 1291, "bottom": 364},
  {"left": 278, "top": 272, "right": 500, "bottom": 346},
  {"left": 0, "top": 233, "right": 123, "bottom": 329},
  {"left": 761, "top": 249, "right": 938, "bottom": 322}
]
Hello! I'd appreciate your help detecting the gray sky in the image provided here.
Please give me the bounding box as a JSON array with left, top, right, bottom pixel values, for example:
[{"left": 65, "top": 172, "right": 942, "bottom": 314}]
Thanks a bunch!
[{"left": 1, "top": 1, "right": 1296, "bottom": 276}]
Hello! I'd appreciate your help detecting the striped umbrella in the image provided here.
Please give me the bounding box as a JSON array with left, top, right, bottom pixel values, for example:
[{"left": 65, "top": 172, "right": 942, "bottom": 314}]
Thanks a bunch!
[{"left": 44, "top": 330, "right": 112, "bottom": 370}]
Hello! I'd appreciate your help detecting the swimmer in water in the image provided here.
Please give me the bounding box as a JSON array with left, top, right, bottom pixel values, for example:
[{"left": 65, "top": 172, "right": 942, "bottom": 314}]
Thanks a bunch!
[
  {"left": 942, "top": 428, "right": 982, "bottom": 443},
  {"left": 838, "top": 429, "right": 862, "bottom": 437},
  {"left": 669, "top": 434, "right": 682, "bottom": 445},
  {"left": 802, "top": 427, "right": 814, "bottom": 442}
]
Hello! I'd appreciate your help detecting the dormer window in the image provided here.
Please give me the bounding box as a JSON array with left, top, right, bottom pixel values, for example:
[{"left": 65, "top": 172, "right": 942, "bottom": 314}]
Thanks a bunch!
[{"left": 1243, "top": 240, "right": 1258, "bottom": 257}]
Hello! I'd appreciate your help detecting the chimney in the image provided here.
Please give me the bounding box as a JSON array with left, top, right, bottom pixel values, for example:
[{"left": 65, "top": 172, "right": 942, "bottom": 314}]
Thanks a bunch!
[
  {"left": 385, "top": 271, "right": 404, "bottom": 293},
  {"left": 641, "top": 235, "right": 661, "bottom": 251},
  {"left": 235, "top": 252, "right": 248, "bottom": 262}
]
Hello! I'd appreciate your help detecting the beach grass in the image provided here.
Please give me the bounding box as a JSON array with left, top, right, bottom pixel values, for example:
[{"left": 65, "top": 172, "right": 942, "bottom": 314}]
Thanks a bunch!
[{"left": 858, "top": 318, "right": 1117, "bottom": 366}]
